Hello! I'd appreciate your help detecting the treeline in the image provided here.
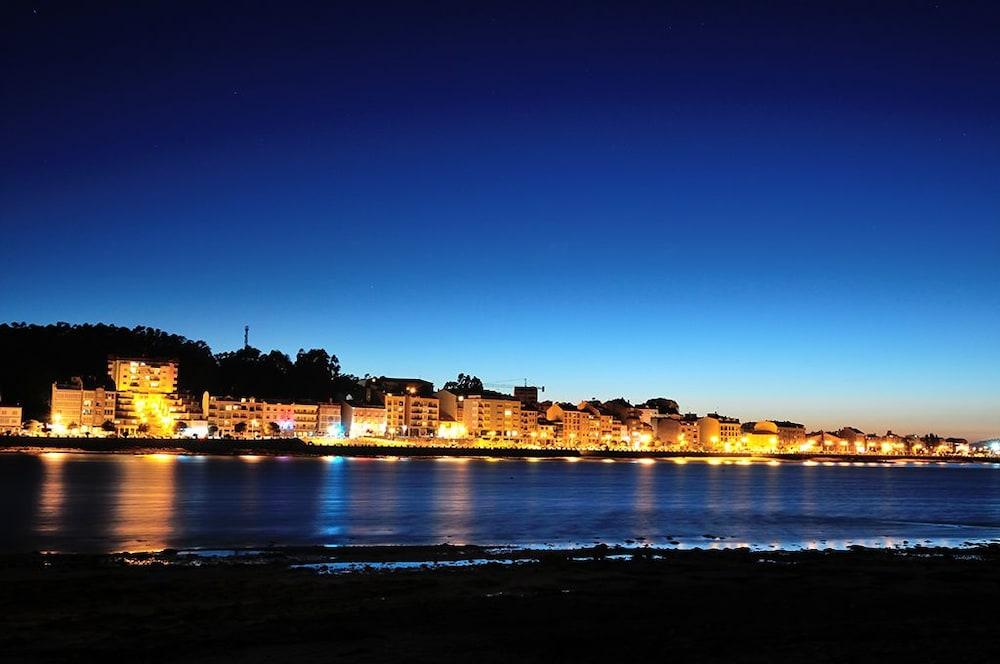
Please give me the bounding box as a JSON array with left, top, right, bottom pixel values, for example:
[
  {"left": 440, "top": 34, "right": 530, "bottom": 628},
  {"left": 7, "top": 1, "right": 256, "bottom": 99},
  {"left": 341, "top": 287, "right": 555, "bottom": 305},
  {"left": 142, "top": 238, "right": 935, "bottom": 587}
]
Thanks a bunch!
[{"left": 0, "top": 323, "right": 363, "bottom": 421}]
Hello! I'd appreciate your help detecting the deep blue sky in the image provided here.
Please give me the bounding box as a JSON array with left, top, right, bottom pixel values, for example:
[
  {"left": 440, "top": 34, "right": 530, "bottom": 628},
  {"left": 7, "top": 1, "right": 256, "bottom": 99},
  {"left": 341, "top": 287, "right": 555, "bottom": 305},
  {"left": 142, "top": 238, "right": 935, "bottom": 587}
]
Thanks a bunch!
[{"left": 2, "top": 1, "right": 998, "bottom": 439}]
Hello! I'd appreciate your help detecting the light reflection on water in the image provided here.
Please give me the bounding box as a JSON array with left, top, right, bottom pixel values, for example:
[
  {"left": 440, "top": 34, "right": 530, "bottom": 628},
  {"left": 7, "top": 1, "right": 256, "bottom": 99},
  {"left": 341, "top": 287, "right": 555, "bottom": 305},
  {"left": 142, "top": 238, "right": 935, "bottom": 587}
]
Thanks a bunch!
[{"left": 0, "top": 454, "right": 997, "bottom": 553}]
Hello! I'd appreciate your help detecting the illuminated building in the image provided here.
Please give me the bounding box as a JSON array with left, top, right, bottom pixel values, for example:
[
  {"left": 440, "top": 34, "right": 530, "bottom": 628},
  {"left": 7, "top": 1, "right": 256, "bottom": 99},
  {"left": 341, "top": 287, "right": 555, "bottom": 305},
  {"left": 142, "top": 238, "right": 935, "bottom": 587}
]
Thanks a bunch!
[
  {"left": 546, "top": 402, "right": 598, "bottom": 448},
  {"left": 0, "top": 405, "right": 22, "bottom": 434},
  {"left": 462, "top": 394, "right": 521, "bottom": 440},
  {"left": 437, "top": 417, "right": 467, "bottom": 439},
  {"left": 385, "top": 393, "right": 439, "bottom": 437},
  {"left": 50, "top": 379, "right": 117, "bottom": 434},
  {"left": 202, "top": 395, "right": 320, "bottom": 438},
  {"left": 342, "top": 401, "right": 387, "bottom": 438},
  {"left": 656, "top": 413, "right": 700, "bottom": 448},
  {"left": 699, "top": 413, "right": 742, "bottom": 451},
  {"left": 578, "top": 401, "right": 629, "bottom": 446},
  {"left": 519, "top": 407, "right": 540, "bottom": 438},
  {"left": 317, "top": 402, "right": 343, "bottom": 437},
  {"left": 741, "top": 421, "right": 781, "bottom": 453},
  {"left": 806, "top": 431, "right": 849, "bottom": 452},
  {"left": 107, "top": 357, "right": 177, "bottom": 394}
]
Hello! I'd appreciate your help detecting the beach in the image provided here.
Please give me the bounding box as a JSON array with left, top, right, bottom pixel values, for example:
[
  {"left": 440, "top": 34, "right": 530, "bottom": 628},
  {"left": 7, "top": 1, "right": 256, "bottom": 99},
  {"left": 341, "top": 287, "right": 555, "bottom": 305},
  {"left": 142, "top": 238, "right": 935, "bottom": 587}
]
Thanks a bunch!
[{"left": 1, "top": 545, "right": 998, "bottom": 663}]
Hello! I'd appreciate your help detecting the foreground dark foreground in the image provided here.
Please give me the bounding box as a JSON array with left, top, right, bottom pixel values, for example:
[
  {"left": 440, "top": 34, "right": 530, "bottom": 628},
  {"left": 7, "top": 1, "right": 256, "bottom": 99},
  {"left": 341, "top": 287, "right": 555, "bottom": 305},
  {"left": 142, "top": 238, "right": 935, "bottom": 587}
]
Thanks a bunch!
[{"left": 1, "top": 545, "right": 999, "bottom": 663}]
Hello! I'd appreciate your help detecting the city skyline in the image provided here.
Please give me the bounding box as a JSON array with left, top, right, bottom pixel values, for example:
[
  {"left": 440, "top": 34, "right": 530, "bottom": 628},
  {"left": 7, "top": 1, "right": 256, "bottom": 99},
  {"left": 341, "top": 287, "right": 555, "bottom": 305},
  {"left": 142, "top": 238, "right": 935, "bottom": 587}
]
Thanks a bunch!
[{"left": 4, "top": 2, "right": 998, "bottom": 441}]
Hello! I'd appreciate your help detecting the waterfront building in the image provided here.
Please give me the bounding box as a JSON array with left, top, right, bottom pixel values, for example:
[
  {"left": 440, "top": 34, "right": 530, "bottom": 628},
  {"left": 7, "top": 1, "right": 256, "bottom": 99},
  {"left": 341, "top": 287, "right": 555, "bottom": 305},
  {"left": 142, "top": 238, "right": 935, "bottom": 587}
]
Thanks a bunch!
[
  {"left": 386, "top": 393, "right": 439, "bottom": 437},
  {"left": 546, "top": 402, "right": 598, "bottom": 447},
  {"left": 699, "top": 413, "right": 742, "bottom": 451},
  {"left": 519, "top": 407, "right": 540, "bottom": 438},
  {"left": 463, "top": 393, "right": 521, "bottom": 440},
  {"left": 740, "top": 421, "right": 780, "bottom": 453},
  {"left": 107, "top": 356, "right": 177, "bottom": 394},
  {"left": 435, "top": 389, "right": 464, "bottom": 424},
  {"left": 0, "top": 405, "right": 22, "bottom": 434},
  {"left": 50, "top": 379, "right": 117, "bottom": 434},
  {"left": 773, "top": 421, "right": 806, "bottom": 450},
  {"left": 106, "top": 357, "right": 201, "bottom": 436},
  {"left": 317, "top": 402, "right": 343, "bottom": 437},
  {"left": 806, "top": 431, "right": 849, "bottom": 452},
  {"left": 342, "top": 401, "right": 387, "bottom": 438},
  {"left": 203, "top": 395, "right": 320, "bottom": 438},
  {"left": 578, "top": 401, "right": 626, "bottom": 446},
  {"left": 656, "top": 414, "right": 700, "bottom": 448},
  {"left": 437, "top": 416, "right": 468, "bottom": 439}
]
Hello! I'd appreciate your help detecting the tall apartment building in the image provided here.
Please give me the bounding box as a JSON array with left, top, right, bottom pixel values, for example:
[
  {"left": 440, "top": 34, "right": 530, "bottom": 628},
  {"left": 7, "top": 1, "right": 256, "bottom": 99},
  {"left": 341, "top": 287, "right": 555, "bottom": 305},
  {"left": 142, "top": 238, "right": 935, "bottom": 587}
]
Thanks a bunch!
[
  {"left": 106, "top": 357, "right": 200, "bottom": 436},
  {"left": 462, "top": 394, "right": 521, "bottom": 439},
  {"left": 0, "top": 405, "right": 22, "bottom": 434},
  {"left": 385, "top": 393, "right": 439, "bottom": 437},
  {"left": 108, "top": 357, "right": 177, "bottom": 394}
]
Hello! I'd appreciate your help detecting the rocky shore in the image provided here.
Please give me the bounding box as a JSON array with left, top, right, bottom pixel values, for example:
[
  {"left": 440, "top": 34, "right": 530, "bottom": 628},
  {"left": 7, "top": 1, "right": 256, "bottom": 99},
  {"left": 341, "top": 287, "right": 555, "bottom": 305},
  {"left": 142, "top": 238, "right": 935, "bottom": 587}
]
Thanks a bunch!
[{"left": 1, "top": 544, "right": 998, "bottom": 662}]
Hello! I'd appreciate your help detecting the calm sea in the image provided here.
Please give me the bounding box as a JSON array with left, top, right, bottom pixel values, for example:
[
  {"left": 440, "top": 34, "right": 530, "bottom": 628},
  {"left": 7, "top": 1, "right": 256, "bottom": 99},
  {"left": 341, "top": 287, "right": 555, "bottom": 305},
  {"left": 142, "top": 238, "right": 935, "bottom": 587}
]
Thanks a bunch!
[{"left": 1, "top": 452, "right": 998, "bottom": 553}]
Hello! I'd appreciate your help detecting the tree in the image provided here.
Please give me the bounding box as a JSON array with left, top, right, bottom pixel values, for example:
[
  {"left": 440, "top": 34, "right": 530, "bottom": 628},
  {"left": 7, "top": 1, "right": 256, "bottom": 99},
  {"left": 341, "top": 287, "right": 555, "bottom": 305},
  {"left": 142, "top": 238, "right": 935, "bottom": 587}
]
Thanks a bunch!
[
  {"left": 443, "top": 373, "right": 484, "bottom": 395},
  {"left": 644, "top": 398, "right": 680, "bottom": 415},
  {"left": 208, "top": 424, "right": 219, "bottom": 438},
  {"left": 174, "top": 421, "right": 188, "bottom": 436},
  {"left": 269, "top": 421, "right": 282, "bottom": 437},
  {"left": 291, "top": 348, "right": 340, "bottom": 400},
  {"left": 137, "top": 423, "right": 149, "bottom": 435},
  {"left": 234, "top": 421, "right": 248, "bottom": 435}
]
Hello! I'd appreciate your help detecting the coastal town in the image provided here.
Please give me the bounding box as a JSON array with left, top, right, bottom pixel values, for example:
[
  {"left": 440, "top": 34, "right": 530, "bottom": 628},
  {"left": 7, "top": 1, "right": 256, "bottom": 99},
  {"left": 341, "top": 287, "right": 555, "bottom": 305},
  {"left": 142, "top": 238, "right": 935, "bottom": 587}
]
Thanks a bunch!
[{"left": 2, "top": 355, "right": 992, "bottom": 457}]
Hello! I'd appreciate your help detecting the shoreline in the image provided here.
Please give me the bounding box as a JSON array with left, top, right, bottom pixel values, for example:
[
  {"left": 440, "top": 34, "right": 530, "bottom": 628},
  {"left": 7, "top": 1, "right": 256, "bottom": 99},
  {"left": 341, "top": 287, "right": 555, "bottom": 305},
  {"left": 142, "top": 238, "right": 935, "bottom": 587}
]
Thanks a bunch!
[
  {"left": 2, "top": 436, "right": 997, "bottom": 464},
  {"left": 3, "top": 543, "right": 998, "bottom": 662}
]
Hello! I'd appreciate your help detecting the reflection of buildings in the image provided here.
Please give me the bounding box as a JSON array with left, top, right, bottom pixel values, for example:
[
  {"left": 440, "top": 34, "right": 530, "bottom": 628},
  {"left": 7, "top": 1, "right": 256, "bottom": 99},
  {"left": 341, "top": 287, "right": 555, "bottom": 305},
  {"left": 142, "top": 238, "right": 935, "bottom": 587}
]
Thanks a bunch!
[{"left": 113, "top": 455, "right": 176, "bottom": 551}]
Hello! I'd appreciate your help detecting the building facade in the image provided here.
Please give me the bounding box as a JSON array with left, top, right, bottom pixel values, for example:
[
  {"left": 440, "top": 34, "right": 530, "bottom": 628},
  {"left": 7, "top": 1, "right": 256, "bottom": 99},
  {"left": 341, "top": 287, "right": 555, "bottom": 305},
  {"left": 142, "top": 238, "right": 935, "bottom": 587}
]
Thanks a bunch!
[
  {"left": 50, "top": 380, "right": 117, "bottom": 434},
  {"left": 0, "top": 405, "right": 22, "bottom": 434},
  {"left": 463, "top": 394, "right": 521, "bottom": 440},
  {"left": 385, "top": 394, "right": 439, "bottom": 437}
]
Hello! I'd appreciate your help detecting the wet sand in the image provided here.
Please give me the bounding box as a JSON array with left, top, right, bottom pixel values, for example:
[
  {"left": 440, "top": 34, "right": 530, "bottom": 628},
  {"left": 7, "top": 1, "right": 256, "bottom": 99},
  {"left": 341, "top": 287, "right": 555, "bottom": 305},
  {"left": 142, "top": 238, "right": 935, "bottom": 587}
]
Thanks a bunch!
[{"left": 1, "top": 545, "right": 998, "bottom": 663}]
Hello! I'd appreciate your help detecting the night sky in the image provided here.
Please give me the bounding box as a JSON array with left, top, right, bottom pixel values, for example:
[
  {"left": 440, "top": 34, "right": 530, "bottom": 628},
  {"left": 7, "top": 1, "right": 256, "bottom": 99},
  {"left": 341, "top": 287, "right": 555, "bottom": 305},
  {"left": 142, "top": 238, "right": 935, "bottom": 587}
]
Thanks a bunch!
[{"left": 2, "top": 1, "right": 998, "bottom": 439}]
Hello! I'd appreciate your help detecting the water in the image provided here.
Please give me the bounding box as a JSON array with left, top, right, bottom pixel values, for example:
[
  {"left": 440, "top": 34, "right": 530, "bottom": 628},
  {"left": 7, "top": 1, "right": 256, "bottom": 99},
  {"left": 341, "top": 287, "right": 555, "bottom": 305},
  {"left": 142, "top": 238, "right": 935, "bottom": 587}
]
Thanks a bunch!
[{"left": 1, "top": 452, "right": 998, "bottom": 553}]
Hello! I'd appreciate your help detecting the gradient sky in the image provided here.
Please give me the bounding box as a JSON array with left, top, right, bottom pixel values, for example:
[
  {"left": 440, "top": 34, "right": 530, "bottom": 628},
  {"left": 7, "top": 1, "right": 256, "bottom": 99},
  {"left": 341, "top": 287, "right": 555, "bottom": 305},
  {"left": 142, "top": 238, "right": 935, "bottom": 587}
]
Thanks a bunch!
[{"left": 2, "top": 1, "right": 998, "bottom": 440}]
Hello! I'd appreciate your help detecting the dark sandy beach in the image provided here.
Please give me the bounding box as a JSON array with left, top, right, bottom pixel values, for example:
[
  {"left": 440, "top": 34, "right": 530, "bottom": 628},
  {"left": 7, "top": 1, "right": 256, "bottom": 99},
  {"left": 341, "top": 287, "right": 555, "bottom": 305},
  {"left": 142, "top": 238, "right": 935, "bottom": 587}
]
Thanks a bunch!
[{"left": 1, "top": 544, "right": 998, "bottom": 663}]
